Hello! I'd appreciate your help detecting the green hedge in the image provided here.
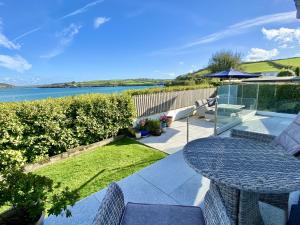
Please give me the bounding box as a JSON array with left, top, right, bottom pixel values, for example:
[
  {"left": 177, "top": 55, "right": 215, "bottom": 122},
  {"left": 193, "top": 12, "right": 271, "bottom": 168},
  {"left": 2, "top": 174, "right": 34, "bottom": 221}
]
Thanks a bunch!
[
  {"left": 0, "top": 94, "right": 135, "bottom": 162},
  {"left": 126, "top": 84, "right": 216, "bottom": 96},
  {"left": 237, "top": 84, "right": 300, "bottom": 114}
]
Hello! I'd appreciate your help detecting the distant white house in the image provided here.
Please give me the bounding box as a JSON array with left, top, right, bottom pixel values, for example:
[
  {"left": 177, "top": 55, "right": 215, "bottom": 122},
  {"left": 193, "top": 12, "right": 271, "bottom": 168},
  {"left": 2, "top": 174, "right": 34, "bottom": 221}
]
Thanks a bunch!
[{"left": 260, "top": 72, "right": 279, "bottom": 77}]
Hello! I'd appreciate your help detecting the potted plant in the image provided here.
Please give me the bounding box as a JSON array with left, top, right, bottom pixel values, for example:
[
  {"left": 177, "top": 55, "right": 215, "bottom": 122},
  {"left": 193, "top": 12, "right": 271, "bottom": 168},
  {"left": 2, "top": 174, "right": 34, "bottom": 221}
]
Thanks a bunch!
[
  {"left": 146, "top": 120, "right": 162, "bottom": 136},
  {"left": 134, "top": 127, "right": 142, "bottom": 139},
  {"left": 128, "top": 127, "right": 141, "bottom": 139},
  {"left": 160, "top": 115, "right": 168, "bottom": 132},
  {"left": 137, "top": 119, "right": 150, "bottom": 137},
  {"left": 0, "top": 150, "right": 79, "bottom": 225},
  {"left": 166, "top": 116, "right": 173, "bottom": 127}
]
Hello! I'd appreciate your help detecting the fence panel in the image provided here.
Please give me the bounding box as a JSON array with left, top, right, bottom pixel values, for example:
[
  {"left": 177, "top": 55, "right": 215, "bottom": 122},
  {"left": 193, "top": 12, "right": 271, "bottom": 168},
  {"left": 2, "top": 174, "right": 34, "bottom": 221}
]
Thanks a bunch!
[{"left": 133, "top": 88, "right": 217, "bottom": 117}]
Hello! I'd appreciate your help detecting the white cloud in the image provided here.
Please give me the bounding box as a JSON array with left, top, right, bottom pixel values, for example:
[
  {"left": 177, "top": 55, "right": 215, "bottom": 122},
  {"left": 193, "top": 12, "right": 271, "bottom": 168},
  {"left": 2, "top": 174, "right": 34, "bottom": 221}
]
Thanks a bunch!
[
  {"left": 94, "top": 17, "right": 110, "bottom": 29},
  {"left": 184, "top": 11, "right": 296, "bottom": 48},
  {"left": 262, "top": 27, "right": 300, "bottom": 48},
  {"left": 0, "top": 33, "right": 20, "bottom": 49},
  {"left": 0, "top": 54, "right": 32, "bottom": 72},
  {"left": 245, "top": 48, "right": 279, "bottom": 62},
  {"left": 152, "top": 11, "right": 297, "bottom": 55},
  {"left": 13, "top": 27, "right": 42, "bottom": 41},
  {"left": 60, "top": 0, "right": 104, "bottom": 20},
  {"left": 0, "top": 19, "right": 20, "bottom": 49},
  {"left": 41, "top": 23, "right": 82, "bottom": 59},
  {"left": 179, "top": 61, "right": 184, "bottom": 65}
]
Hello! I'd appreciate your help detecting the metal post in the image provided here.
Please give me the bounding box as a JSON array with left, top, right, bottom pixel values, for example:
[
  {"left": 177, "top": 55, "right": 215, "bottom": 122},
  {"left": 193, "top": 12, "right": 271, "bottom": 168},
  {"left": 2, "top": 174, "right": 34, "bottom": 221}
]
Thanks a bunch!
[
  {"left": 214, "top": 98, "right": 218, "bottom": 136},
  {"left": 187, "top": 116, "right": 189, "bottom": 143},
  {"left": 256, "top": 84, "right": 260, "bottom": 110}
]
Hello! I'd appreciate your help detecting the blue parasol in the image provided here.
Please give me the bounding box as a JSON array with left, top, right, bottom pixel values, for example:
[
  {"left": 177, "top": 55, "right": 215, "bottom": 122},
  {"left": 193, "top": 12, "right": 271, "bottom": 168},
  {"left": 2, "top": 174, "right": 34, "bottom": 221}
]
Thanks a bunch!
[{"left": 204, "top": 68, "right": 261, "bottom": 79}]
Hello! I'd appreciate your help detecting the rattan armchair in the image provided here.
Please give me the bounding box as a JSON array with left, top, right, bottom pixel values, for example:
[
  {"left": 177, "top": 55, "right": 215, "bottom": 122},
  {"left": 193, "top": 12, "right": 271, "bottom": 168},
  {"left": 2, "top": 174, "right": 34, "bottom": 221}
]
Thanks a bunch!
[{"left": 92, "top": 182, "right": 233, "bottom": 225}]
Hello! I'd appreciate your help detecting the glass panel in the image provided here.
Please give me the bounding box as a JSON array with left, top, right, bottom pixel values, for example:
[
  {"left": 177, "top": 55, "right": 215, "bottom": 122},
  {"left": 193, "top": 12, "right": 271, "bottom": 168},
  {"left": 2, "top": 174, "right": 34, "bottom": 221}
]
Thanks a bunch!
[{"left": 215, "top": 84, "right": 257, "bottom": 134}]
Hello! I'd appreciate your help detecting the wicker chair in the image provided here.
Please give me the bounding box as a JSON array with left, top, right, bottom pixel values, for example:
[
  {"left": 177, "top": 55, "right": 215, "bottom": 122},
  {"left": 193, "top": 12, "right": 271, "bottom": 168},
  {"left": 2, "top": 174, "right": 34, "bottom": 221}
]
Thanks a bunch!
[
  {"left": 195, "top": 99, "right": 215, "bottom": 121},
  {"left": 230, "top": 113, "right": 300, "bottom": 212},
  {"left": 231, "top": 113, "right": 300, "bottom": 158},
  {"left": 92, "top": 182, "right": 233, "bottom": 225}
]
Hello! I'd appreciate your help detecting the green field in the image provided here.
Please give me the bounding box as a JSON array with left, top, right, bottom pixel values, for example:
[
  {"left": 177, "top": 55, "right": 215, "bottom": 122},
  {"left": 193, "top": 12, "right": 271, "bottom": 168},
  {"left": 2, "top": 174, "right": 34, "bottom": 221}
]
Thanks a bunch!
[
  {"left": 174, "top": 57, "right": 300, "bottom": 83},
  {"left": 241, "top": 57, "right": 300, "bottom": 73},
  {"left": 39, "top": 79, "right": 170, "bottom": 88}
]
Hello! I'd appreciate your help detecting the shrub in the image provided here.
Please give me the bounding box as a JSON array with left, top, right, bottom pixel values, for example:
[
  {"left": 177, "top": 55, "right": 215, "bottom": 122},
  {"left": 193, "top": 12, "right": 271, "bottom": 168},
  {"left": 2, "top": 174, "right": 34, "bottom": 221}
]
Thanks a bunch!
[
  {"left": 237, "top": 84, "right": 300, "bottom": 114},
  {"left": 0, "top": 151, "right": 78, "bottom": 224},
  {"left": 0, "top": 150, "right": 26, "bottom": 173},
  {"left": 207, "top": 50, "right": 242, "bottom": 73},
  {"left": 277, "top": 69, "right": 296, "bottom": 77},
  {"left": 295, "top": 67, "right": 300, "bottom": 76},
  {"left": 145, "top": 120, "right": 161, "bottom": 132},
  {"left": 126, "top": 84, "right": 216, "bottom": 96},
  {"left": 0, "top": 93, "right": 135, "bottom": 162}
]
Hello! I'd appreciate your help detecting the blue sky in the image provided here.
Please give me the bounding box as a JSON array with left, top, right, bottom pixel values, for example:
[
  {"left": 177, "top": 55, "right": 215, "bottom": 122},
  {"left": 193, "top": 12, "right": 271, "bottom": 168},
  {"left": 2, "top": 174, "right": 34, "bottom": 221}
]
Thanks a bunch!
[{"left": 0, "top": 0, "right": 299, "bottom": 85}]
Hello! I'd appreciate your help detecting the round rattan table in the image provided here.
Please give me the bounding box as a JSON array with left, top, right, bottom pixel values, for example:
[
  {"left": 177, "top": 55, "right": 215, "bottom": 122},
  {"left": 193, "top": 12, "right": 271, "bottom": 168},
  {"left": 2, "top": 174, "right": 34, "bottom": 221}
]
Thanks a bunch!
[{"left": 183, "top": 137, "right": 300, "bottom": 225}]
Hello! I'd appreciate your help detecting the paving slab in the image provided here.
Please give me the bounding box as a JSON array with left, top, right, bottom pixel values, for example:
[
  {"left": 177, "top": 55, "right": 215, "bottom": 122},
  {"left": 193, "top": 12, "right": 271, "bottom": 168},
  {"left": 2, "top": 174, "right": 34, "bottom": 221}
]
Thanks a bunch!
[
  {"left": 138, "top": 117, "right": 214, "bottom": 154},
  {"left": 170, "top": 175, "right": 210, "bottom": 207},
  {"left": 137, "top": 151, "right": 198, "bottom": 194},
  {"left": 45, "top": 195, "right": 101, "bottom": 225},
  {"left": 117, "top": 173, "right": 178, "bottom": 204}
]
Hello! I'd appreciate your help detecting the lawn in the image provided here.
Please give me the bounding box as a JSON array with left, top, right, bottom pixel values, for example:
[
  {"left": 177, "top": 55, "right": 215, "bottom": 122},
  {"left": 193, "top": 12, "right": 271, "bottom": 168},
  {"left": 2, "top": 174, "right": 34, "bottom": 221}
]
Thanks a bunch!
[{"left": 34, "top": 137, "right": 166, "bottom": 201}]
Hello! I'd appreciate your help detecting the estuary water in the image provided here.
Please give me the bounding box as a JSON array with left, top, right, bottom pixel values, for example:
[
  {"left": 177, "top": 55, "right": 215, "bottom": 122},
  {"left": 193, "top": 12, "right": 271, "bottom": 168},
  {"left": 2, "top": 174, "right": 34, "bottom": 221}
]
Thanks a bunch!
[{"left": 0, "top": 86, "right": 156, "bottom": 102}]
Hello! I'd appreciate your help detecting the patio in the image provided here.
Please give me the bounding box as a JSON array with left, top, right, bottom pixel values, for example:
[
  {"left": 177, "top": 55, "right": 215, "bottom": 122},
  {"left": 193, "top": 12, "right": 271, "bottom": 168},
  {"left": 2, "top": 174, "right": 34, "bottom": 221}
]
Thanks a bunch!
[{"left": 45, "top": 113, "right": 295, "bottom": 225}]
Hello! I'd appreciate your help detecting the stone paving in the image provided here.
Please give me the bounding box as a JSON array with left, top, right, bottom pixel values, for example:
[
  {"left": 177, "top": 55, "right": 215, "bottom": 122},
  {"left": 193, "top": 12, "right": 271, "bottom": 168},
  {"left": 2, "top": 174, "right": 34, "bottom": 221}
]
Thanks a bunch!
[
  {"left": 45, "top": 115, "right": 293, "bottom": 225},
  {"left": 138, "top": 117, "right": 215, "bottom": 154}
]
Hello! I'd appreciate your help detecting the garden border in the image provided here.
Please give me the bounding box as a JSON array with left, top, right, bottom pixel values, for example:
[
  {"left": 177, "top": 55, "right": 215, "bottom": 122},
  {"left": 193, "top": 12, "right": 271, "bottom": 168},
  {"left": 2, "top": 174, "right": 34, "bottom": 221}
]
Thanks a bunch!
[{"left": 25, "top": 135, "right": 124, "bottom": 172}]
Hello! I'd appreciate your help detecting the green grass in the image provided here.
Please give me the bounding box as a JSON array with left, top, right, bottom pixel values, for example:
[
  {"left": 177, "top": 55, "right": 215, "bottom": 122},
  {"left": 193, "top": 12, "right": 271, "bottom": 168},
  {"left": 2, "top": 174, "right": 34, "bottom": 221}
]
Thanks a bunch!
[
  {"left": 34, "top": 137, "right": 166, "bottom": 200},
  {"left": 241, "top": 61, "right": 279, "bottom": 73},
  {"left": 241, "top": 57, "right": 300, "bottom": 73}
]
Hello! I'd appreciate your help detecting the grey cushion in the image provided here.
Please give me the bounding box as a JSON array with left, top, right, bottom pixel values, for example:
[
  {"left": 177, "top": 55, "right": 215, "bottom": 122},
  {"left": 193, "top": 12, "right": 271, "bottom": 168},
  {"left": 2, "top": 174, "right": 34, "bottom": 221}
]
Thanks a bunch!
[
  {"left": 274, "top": 113, "right": 300, "bottom": 155},
  {"left": 259, "top": 202, "right": 286, "bottom": 225},
  {"left": 120, "top": 203, "right": 205, "bottom": 225},
  {"left": 92, "top": 183, "right": 125, "bottom": 225}
]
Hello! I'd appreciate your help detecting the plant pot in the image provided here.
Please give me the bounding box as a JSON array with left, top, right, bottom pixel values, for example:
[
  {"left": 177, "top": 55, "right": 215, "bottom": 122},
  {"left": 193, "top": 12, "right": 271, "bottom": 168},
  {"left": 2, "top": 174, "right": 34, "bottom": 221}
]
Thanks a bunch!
[
  {"left": 0, "top": 208, "right": 44, "bottom": 225},
  {"left": 162, "top": 127, "right": 167, "bottom": 133},
  {"left": 161, "top": 121, "right": 167, "bottom": 128},
  {"left": 166, "top": 116, "right": 173, "bottom": 127},
  {"left": 135, "top": 132, "right": 142, "bottom": 139},
  {"left": 151, "top": 129, "right": 162, "bottom": 136},
  {"left": 141, "top": 130, "right": 150, "bottom": 137}
]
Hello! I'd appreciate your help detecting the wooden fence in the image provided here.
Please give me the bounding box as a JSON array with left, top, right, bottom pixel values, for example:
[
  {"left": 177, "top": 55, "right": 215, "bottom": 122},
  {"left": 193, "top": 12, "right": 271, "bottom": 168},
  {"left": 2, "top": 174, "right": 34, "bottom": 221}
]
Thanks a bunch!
[{"left": 133, "top": 88, "right": 217, "bottom": 117}]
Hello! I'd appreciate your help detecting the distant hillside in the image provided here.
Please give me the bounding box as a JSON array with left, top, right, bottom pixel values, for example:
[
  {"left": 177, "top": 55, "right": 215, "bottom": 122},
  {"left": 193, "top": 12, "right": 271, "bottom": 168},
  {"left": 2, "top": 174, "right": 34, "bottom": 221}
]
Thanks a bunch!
[
  {"left": 173, "top": 57, "right": 300, "bottom": 84},
  {"left": 241, "top": 57, "right": 300, "bottom": 73},
  {"left": 38, "top": 79, "right": 170, "bottom": 88},
  {"left": 0, "top": 83, "right": 14, "bottom": 88}
]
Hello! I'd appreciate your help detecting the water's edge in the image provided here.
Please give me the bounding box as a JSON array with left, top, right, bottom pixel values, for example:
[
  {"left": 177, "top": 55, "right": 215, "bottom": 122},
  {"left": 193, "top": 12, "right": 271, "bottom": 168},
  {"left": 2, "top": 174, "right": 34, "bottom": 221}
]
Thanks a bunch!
[{"left": 0, "top": 86, "right": 157, "bottom": 102}]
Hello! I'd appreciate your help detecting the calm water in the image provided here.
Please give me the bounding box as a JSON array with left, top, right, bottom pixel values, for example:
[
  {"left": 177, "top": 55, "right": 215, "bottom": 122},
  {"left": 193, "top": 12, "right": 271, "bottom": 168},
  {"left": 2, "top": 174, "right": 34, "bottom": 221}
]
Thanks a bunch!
[{"left": 0, "top": 86, "right": 156, "bottom": 102}]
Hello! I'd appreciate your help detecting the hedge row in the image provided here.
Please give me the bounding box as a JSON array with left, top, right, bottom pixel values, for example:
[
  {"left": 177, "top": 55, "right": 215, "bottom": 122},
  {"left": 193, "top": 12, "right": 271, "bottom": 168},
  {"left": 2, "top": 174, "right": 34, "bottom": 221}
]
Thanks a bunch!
[
  {"left": 237, "top": 84, "right": 300, "bottom": 114},
  {"left": 0, "top": 93, "right": 135, "bottom": 162},
  {"left": 126, "top": 83, "right": 216, "bottom": 96}
]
